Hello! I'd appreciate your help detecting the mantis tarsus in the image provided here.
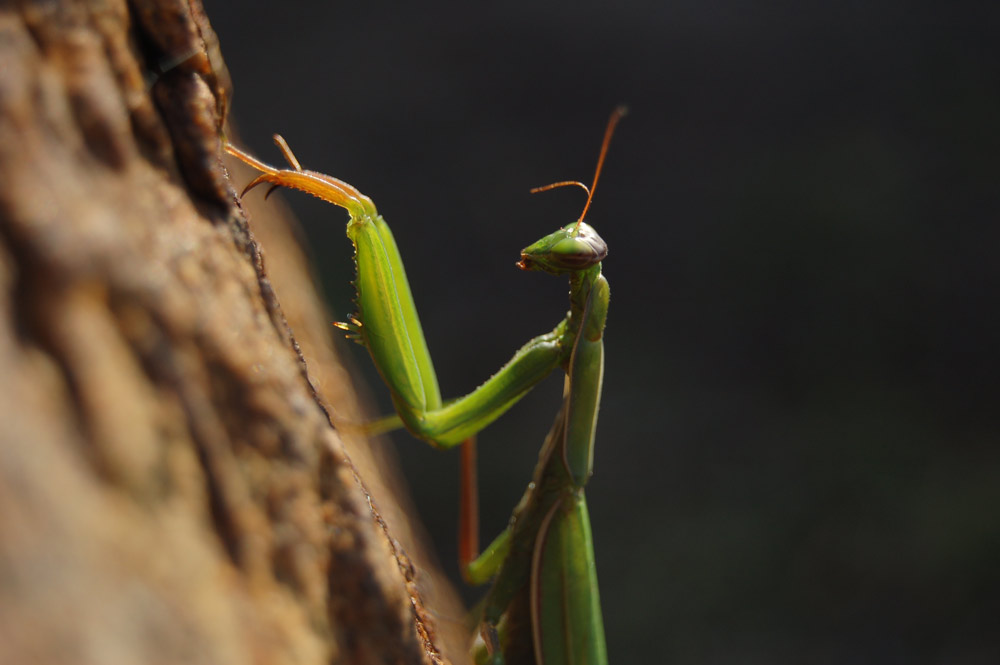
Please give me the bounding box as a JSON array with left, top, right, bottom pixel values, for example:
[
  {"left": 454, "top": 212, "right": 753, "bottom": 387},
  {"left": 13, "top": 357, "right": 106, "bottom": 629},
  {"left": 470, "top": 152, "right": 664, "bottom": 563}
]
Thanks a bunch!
[{"left": 226, "top": 108, "right": 623, "bottom": 665}]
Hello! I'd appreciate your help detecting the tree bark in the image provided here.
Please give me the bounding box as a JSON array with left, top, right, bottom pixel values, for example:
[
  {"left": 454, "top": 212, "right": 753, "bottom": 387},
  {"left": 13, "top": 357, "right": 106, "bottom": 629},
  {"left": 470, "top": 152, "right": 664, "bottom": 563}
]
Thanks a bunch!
[{"left": 0, "top": 1, "right": 467, "bottom": 663}]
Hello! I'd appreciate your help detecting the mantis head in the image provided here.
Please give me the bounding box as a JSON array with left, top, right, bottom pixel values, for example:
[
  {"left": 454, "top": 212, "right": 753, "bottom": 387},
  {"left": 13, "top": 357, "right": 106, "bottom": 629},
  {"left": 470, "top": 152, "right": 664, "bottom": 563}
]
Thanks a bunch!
[
  {"left": 517, "top": 222, "right": 607, "bottom": 274},
  {"left": 520, "top": 106, "right": 623, "bottom": 275}
]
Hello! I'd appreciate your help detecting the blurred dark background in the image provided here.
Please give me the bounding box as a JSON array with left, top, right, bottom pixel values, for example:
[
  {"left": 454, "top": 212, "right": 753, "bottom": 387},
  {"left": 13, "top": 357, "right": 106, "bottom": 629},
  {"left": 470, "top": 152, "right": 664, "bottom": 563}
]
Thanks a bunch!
[{"left": 210, "top": 2, "right": 999, "bottom": 662}]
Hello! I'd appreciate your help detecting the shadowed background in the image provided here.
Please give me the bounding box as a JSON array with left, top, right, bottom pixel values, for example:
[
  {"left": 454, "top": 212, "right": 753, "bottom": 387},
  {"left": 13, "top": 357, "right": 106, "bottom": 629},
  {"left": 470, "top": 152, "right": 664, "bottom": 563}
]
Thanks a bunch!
[{"left": 210, "top": 2, "right": 999, "bottom": 662}]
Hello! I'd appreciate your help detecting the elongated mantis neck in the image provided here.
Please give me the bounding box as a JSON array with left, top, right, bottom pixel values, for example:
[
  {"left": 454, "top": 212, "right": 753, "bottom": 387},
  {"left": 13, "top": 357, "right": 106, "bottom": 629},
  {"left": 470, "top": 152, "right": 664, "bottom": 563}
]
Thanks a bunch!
[{"left": 567, "top": 264, "right": 604, "bottom": 333}]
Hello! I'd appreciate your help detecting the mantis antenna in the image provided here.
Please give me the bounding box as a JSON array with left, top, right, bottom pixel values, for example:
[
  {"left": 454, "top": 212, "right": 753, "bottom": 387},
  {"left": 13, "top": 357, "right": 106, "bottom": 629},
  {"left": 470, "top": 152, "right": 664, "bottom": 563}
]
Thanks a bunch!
[{"left": 529, "top": 105, "right": 627, "bottom": 234}]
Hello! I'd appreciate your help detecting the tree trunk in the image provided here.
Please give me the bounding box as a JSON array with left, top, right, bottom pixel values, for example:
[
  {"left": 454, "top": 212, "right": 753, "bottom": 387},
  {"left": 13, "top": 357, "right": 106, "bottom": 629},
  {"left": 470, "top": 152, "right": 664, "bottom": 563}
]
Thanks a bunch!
[{"left": 0, "top": 1, "right": 468, "bottom": 663}]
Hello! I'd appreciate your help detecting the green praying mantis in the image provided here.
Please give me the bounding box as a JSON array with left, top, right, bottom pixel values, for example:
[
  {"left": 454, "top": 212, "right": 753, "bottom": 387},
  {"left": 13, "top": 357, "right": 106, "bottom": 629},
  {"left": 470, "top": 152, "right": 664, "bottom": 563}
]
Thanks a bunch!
[{"left": 225, "top": 107, "right": 623, "bottom": 665}]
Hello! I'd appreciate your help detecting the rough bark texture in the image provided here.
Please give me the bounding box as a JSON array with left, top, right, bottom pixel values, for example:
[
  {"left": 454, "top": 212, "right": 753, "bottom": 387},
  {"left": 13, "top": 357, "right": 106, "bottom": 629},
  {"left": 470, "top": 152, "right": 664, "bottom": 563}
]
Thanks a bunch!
[{"left": 0, "top": 1, "right": 468, "bottom": 664}]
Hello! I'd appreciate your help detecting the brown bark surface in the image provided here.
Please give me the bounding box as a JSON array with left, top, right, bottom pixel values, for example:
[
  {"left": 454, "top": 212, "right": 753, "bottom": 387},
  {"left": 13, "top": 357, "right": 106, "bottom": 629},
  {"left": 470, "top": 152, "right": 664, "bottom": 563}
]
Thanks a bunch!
[{"left": 0, "top": 1, "right": 468, "bottom": 663}]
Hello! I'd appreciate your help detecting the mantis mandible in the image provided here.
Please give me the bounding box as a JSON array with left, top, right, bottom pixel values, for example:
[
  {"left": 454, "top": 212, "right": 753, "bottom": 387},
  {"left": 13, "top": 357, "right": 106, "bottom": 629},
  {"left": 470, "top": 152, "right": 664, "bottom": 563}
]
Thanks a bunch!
[{"left": 225, "top": 108, "right": 623, "bottom": 665}]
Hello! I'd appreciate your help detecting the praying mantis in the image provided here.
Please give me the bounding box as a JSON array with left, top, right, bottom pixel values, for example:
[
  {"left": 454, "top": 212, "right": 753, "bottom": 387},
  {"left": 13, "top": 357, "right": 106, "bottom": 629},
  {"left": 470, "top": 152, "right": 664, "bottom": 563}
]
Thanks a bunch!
[{"left": 225, "top": 107, "right": 623, "bottom": 665}]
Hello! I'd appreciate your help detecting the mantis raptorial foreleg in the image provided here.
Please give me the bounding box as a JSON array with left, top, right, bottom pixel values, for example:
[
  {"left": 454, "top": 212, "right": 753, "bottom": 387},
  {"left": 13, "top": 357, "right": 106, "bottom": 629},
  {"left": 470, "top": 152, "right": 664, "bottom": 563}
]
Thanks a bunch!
[{"left": 226, "top": 107, "right": 624, "bottom": 665}]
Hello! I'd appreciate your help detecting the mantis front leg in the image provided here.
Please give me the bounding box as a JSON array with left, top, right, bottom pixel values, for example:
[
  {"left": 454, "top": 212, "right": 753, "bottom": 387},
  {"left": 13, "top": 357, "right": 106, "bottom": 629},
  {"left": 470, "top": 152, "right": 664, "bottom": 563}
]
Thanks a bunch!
[{"left": 226, "top": 138, "right": 572, "bottom": 448}]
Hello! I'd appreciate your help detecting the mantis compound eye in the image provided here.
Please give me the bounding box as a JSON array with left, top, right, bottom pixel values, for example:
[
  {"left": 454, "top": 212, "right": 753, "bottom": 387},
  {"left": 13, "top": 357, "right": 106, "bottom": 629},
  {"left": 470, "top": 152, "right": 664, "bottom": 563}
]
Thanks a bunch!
[{"left": 518, "top": 222, "right": 607, "bottom": 273}]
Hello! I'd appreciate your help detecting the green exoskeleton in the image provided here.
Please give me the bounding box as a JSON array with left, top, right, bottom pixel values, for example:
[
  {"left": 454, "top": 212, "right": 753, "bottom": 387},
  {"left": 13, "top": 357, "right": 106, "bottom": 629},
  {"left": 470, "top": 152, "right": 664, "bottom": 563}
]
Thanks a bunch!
[{"left": 225, "top": 108, "right": 623, "bottom": 665}]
